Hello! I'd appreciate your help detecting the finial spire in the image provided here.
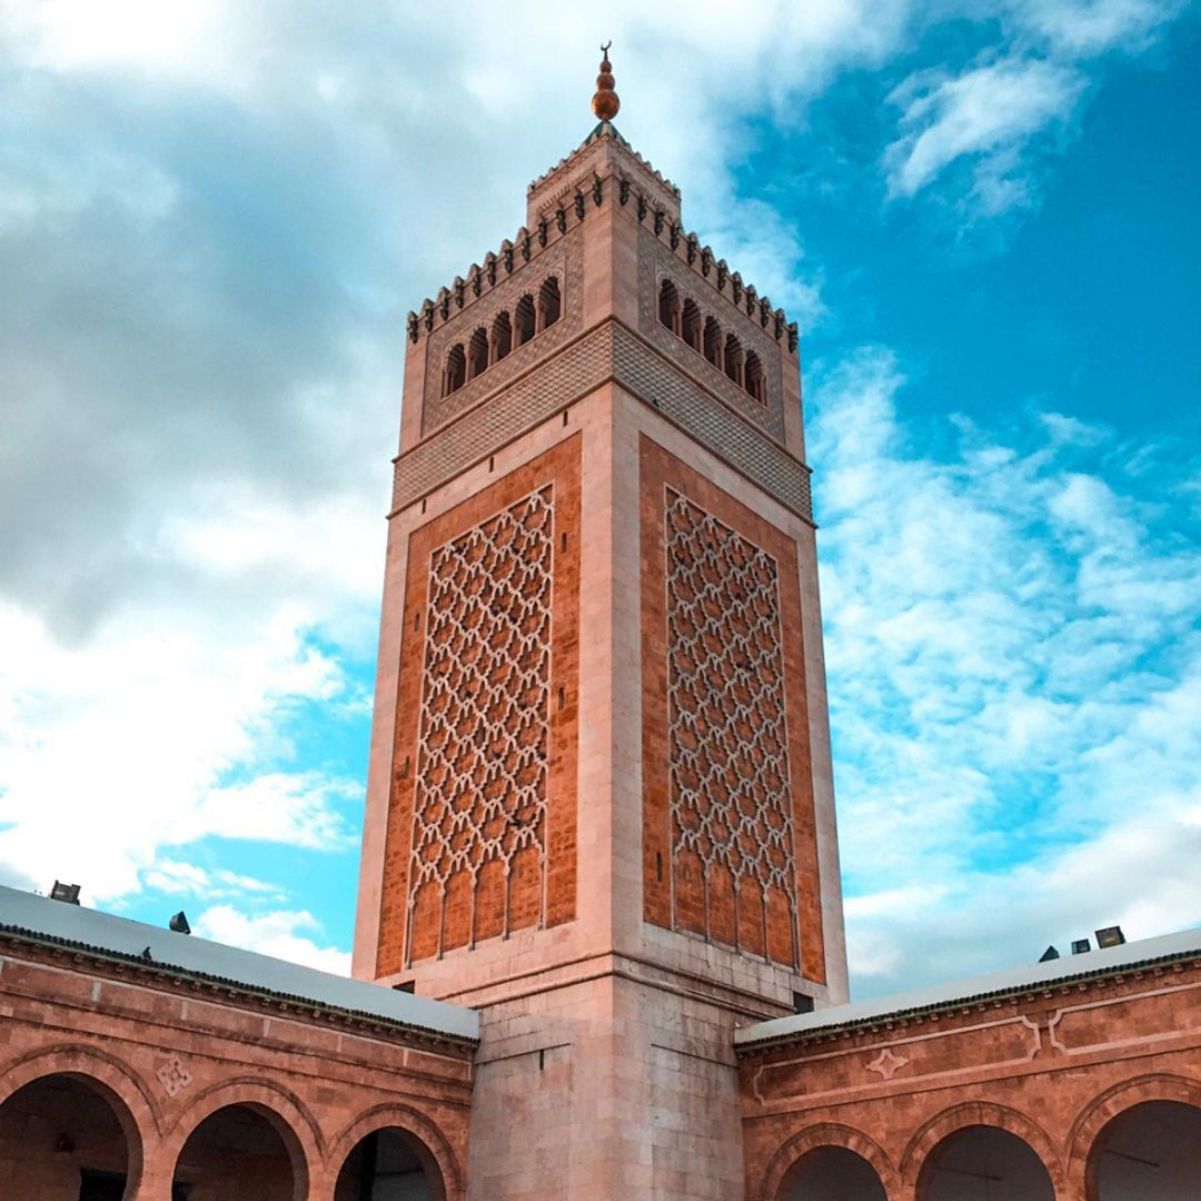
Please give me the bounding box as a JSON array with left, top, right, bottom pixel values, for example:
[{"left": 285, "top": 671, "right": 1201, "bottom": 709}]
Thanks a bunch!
[{"left": 591, "top": 41, "right": 620, "bottom": 121}]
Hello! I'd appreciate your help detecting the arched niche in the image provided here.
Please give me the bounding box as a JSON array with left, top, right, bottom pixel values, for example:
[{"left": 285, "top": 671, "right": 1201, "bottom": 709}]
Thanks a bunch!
[
  {"left": 334, "top": 1125, "right": 448, "bottom": 1201},
  {"left": 0, "top": 1072, "right": 138, "bottom": 1201},
  {"left": 918, "top": 1125, "right": 1055, "bottom": 1201}
]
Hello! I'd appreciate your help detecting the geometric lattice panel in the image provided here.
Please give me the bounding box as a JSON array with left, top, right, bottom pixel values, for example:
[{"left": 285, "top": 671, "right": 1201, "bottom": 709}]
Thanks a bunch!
[
  {"left": 406, "top": 486, "right": 554, "bottom": 964},
  {"left": 665, "top": 488, "right": 798, "bottom": 964}
]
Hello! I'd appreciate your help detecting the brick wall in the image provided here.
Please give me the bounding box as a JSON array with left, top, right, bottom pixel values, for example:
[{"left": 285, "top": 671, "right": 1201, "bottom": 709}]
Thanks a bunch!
[
  {"left": 377, "top": 437, "right": 581, "bottom": 975},
  {"left": 639, "top": 436, "right": 825, "bottom": 982}
]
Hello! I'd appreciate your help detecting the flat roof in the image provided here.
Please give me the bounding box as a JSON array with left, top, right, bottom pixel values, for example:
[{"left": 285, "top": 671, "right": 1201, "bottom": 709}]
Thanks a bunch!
[
  {"left": 0, "top": 885, "right": 478, "bottom": 1045},
  {"left": 735, "top": 925, "right": 1201, "bottom": 1052}
]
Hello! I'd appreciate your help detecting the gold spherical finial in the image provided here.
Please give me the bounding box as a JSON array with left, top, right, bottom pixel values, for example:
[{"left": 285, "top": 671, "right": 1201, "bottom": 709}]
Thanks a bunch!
[{"left": 591, "top": 40, "right": 620, "bottom": 121}]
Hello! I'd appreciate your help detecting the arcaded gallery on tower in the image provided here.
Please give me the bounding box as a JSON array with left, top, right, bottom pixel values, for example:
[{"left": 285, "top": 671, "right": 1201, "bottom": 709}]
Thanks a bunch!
[{"left": 1, "top": 53, "right": 1198, "bottom": 1201}]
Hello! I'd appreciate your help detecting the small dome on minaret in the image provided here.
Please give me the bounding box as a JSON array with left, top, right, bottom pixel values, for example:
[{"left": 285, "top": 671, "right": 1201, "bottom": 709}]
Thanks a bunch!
[{"left": 591, "top": 41, "right": 620, "bottom": 121}]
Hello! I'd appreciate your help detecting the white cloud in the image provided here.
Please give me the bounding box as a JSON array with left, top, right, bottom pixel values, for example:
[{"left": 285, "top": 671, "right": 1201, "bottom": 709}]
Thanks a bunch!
[
  {"left": 0, "top": 596, "right": 360, "bottom": 900},
  {"left": 884, "top": 56, "right": 1085, "bottom": 206},
  {"left": 141, "top": 860, "right": 279, "bottom": 898},
  {"left": 1010, "top": 0, "right": 1189, "bottom": 56},
  {"left": 192, "top": 904, "right": 351, "bottom": 975},
  {"left": 810, "top": 350, "right": 1201, "bottom": 995}
]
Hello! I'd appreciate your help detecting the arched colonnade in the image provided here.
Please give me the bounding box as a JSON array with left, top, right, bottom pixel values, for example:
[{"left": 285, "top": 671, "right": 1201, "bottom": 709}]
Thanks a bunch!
[
  {"left": 760, "top": 1076, "right": 1201, "bottom": 1201},
  {"left": 0, "top": 1047, "right": 462, "bottom": 1201}
]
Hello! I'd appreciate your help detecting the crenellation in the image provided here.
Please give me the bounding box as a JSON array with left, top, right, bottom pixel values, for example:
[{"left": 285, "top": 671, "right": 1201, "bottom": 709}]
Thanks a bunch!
[{"left": 406, "top": 179, "right": 599, "bottom": 347}]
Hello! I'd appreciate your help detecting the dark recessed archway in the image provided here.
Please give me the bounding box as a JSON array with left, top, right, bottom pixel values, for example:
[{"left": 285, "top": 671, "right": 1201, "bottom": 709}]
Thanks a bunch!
[
  {"left": 172, "top": 1102, "right": 300, "bottom": 1201},
  {"left": 918, "top": 1125, "right": 1054, "bottom": 1201},
  {"left": 1091, "top": 1099, "right": 1201, "bottom": 1200},
  {"left": 782, "top": 1144, "right": 887, "bottom": 1200},
  {"left": 335, "top": 1126, "right": 447, "bottom": 1201},
  {"left": 0, "top": 1073, "right": 135, "bottom": 1201}
]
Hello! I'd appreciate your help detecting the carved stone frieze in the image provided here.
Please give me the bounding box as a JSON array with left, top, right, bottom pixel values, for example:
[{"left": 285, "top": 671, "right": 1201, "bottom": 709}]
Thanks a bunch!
[{"left": 393, "top": 322, "right": 814, "bottom": 524}]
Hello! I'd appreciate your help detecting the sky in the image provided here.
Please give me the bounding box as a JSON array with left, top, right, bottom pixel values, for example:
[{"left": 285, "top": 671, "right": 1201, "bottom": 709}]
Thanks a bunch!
[{"left": 1, "top": 0, "right": 1198, "bottom": 999}]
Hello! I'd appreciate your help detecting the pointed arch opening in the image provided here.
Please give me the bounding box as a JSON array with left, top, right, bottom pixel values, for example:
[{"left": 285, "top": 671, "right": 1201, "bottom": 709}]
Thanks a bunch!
[
  {"left": 745, "top": 350, "right": 766, "bottom": 403},
  {"left": 658, "top": 279, "right": 681, "bottom": 333},
  {"left": 443, "top": 344, "right": 465, "bottom": 397},
  {"left": 491, "top": 310, "right": 512, "bottom": 364},
  {"left": 467, "top": 328, "right": 489, "bottom": 380},
  {"left": 703, "top": 316, "right": 723, "bottom": 368},
  {"left": 682, "top": 299, "right": 702, "bottom": 351},
  {"left": 538, "top": 276, "right": 561, "bottom": 330},
  {"left": 724, "top": 333, "right": 744, "bottom": 387},
  {"left": 514, "top": 294, "right": 536, "bottom": 346}
]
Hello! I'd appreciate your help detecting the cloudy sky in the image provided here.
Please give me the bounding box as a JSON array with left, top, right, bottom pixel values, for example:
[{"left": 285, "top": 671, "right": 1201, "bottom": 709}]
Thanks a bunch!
[{"left": 1, "top": 1, "right": 1198, "bottom": 998}]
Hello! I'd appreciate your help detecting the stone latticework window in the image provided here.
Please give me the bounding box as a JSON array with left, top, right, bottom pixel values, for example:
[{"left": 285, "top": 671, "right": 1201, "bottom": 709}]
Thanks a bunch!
[
  {"left": 664, "top": 490, "right": 798, "bottom": 964},
  {"left": 406, "top": 487, "right": 555, "bottom": 964}
]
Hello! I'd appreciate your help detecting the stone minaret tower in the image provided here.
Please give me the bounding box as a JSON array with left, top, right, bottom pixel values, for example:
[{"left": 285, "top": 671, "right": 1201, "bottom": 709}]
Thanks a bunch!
[{"left": 354, "top": 49, "right": 847, "bottom": 1200}]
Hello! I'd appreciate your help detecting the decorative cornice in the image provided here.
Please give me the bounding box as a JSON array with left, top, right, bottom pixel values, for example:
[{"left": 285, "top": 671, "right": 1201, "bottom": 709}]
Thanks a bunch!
[
  {"left": 0, "top": 924, "right": 479, "bottom": 1057},
  {"left": 733, "top": 947, "right": 1201, "bottom": 1058},
  {"left": 407, "top": 133, "right": 800, "bottom": 359},
  {"left": 528, "top": 122, "right": 678, "bottom": 200}
]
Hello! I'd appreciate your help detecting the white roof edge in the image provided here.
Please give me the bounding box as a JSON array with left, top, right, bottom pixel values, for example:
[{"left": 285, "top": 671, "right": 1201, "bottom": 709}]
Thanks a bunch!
[
  {"left": 0, "top": 885, "right": 479, "bottom": 1043},
  {"left": 735, "top": 926, "right": 1201, "bottom": 1048}
]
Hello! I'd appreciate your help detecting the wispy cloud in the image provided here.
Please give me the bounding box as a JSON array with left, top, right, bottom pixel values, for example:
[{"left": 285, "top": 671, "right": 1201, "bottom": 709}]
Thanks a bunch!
[
  {"left": 811, "top": 349, "right": 1201, "bottom": 994},
  {"left": 193, "top": 904, "right": 351, "bottom": 975},
  {"left": 884, "top": 57, "right": 1085, "bottom": 212},
  {"left": 1010, "top": 0, "right": 1190, "bottom": 56}
]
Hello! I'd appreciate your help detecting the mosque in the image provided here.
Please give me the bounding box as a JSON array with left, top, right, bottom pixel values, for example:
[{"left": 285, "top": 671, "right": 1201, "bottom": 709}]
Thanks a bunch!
[{"left": 1, "top": 49, "right": 1198, "bottom": 1201}]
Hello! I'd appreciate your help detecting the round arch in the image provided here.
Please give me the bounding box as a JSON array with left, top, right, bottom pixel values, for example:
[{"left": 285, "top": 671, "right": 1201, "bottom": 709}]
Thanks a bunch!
[
  {"left": 0, "top": 1056, "right": 152, "bottom": 1200},
  {"left": 329, "top": 1103, "right": 465, "bottom": 1201},
  {"left": 0, "top": 1042, "right": 160, "bottom": 1196},
  {"left": 756, "top": 1122, "right": 898, "bottom": 1201},
  {"left": 902, "top": 1102, "right": 1063, "bottom": 1195},
  {"left": 1067, "top": 1073, "right": 1201, "bottom": 1200},
  {"left": 166, "top": 1078, "right": 322, "bottom": 1201}
]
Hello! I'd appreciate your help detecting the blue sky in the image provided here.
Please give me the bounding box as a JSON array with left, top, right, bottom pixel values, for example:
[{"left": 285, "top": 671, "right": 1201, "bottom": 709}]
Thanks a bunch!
[{"left": 1, "top": 1, "right": 1198, "bottom": 997}]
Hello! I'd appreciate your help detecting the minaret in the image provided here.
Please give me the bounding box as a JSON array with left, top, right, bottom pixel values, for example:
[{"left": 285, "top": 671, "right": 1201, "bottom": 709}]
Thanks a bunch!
[{"left": 354, "top": 47, "right": 847, "bottom": 1198}]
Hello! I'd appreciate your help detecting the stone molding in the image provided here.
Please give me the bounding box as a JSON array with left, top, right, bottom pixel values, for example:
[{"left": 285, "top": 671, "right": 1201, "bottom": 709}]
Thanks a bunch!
[
  {"left": 392, "top": 322, "right": 814, "bottom": 524},
  {"left": 749, "top": 1012, "right": 1043, "bottom": 1107}
]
